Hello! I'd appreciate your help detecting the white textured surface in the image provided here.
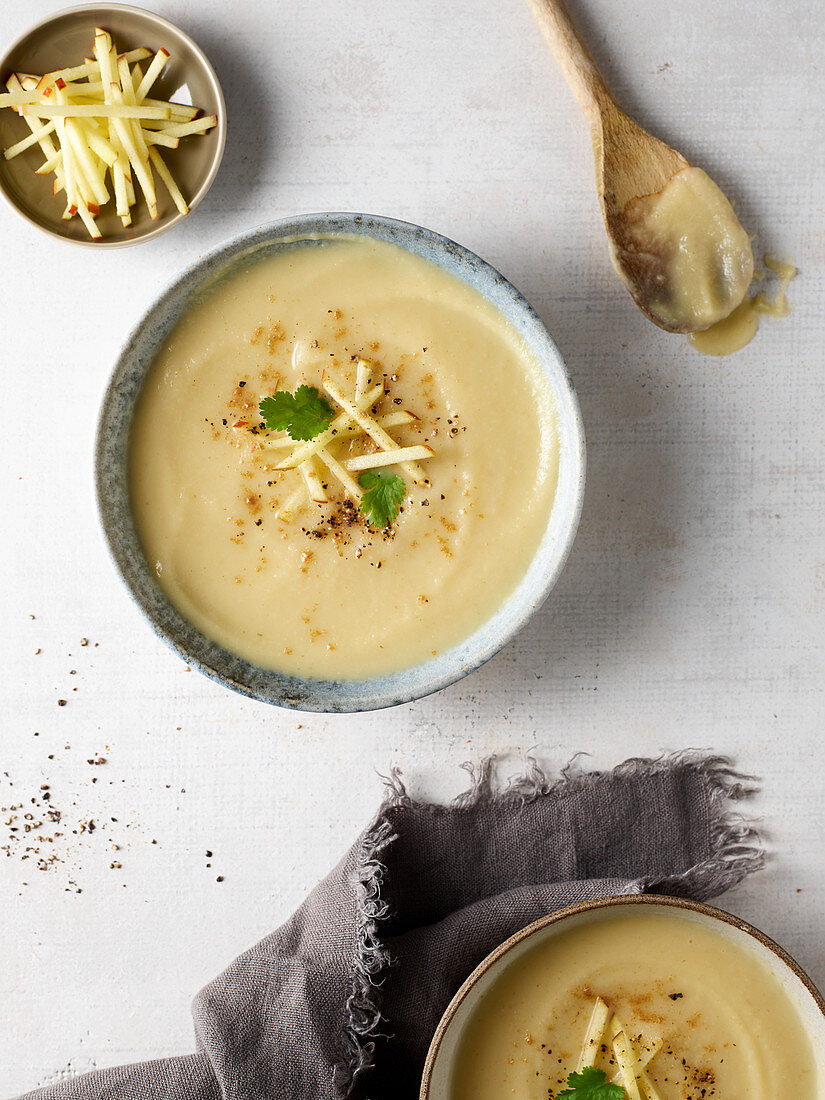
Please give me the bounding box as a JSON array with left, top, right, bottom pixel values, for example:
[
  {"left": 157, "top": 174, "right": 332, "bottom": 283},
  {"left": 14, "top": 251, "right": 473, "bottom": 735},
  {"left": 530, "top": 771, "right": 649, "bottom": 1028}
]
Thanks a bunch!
[{"left": 2, "top": 0, "right": 824, "bottom": 1092}]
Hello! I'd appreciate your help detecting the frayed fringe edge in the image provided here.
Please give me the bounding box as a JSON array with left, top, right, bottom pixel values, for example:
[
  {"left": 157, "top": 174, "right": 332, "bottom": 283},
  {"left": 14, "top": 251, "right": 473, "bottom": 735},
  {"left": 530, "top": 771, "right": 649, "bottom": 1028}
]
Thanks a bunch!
[
  {"left": 336, "top": 817, "right": 397, "bottom": 1096},
  {"left": 627, "top": 754, "right": 765, "bottom": 901},
  {"left": 383, "top": 749, "right": 760, "bottom": 814},
  {"left": 336, "top": 750, "right": 764, "bottom": 1096}
]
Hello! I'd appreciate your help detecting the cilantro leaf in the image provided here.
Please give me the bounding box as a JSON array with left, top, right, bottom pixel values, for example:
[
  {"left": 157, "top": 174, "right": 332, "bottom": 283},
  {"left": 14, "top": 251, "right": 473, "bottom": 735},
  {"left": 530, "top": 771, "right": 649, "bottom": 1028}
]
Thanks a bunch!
[
  {"left": 259, "top": 386, "right": 334, "bottom": 441},
  {"left": 557, "top": 1067, "right": 625, "bottom": 1100},
  {"left": 358, "top": 470, "right": 406, "bottom": 528}
]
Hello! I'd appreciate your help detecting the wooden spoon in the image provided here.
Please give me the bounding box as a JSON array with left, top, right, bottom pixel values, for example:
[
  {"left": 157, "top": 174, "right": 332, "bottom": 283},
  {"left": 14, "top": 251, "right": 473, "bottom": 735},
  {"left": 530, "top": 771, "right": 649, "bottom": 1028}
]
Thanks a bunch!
[{"left": 526, "top": 0, "right": 752, "bottom": 333}]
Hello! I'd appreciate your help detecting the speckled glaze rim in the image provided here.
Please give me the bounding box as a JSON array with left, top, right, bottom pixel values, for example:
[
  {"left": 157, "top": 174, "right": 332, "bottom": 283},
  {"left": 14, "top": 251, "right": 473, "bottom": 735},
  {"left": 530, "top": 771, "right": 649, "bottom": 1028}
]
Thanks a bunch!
[
  {"left": 95, "top": 212, "right": 586, "bottom": 711},
  {"left": 419, "top": 893, "right": 825, "bottom": 1098},
  {"left": 0, "top": 3, "right": 226, "bottom": 248}
]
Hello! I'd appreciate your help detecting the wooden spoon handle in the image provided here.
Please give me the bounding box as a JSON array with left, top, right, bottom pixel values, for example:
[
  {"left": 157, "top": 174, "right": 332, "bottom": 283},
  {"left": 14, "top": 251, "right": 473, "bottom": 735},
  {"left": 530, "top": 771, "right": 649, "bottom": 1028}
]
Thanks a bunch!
[{"left": 525, "top": 0, "right": 616, "bottom": 127}]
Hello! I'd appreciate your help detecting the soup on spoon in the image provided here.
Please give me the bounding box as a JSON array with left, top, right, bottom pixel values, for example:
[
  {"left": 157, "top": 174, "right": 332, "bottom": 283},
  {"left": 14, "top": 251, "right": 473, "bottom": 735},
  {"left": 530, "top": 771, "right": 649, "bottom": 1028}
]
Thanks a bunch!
[{"left": 612, "top": 165, "right": 753, "bottom": 334}]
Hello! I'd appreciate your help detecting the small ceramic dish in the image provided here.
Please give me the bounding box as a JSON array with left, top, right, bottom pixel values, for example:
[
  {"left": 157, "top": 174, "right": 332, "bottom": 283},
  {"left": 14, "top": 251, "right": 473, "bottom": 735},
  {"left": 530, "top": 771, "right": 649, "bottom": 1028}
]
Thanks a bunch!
[
  {"left": 0, "top": 3, "right": 225, "bottom": 246},
  {"left": 420, "top": 894, "right": 825, "bottom": 1099},
  {"left": 95, "top": 212, "right": 586, "bottom": 711}
]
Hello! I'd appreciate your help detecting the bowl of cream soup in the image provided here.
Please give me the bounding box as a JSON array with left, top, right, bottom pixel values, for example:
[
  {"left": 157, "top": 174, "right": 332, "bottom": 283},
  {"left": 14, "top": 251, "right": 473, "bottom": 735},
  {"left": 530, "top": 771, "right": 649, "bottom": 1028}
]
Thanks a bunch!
[
  {"left": 96, "top": 213, "right": 585, "bottom": 710},
  {"left": 421, "top": 895, "right": 825, "bottom": 1100}
]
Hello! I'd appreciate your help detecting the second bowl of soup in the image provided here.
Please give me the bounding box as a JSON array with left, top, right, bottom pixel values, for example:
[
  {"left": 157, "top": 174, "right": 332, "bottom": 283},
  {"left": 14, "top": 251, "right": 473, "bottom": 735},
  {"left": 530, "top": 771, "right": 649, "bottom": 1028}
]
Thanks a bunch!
[{"left": 421, "top": 896, "right": 825, "bottom": 1100}]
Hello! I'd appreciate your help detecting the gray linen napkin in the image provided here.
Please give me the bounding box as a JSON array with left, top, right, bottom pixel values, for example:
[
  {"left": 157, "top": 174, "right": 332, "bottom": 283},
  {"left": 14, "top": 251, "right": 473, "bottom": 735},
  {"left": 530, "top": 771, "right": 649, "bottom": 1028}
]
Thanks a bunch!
[{"left": 15, "top": 752, "right": 763, "bottom": 1100}]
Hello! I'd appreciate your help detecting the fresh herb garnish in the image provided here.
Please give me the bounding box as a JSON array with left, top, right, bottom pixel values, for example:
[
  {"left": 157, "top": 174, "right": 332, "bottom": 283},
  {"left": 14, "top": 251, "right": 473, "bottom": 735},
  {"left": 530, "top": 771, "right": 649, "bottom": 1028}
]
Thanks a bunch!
[
  {"left": 259, "top": 386, "right": 334, "bottom": 441},
  {"left": 358, "top": 469, "right": 406, "bottom": 528},
  {"left": 557, "top": 1067, "right": 626, "bottom": 1100}
]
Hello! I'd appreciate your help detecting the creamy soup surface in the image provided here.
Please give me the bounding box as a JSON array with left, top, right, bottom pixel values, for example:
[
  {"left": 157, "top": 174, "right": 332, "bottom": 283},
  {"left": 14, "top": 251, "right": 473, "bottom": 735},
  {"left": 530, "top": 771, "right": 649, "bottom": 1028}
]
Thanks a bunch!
[
  {"left": 450, "top": 909, "right": 821, "bottom": 1100},
  {"left": 129, "top": 235, "right": 559, "bottom": 679},
  {"left": 620, "top": 166, "right": 753, "bottom": 334}
]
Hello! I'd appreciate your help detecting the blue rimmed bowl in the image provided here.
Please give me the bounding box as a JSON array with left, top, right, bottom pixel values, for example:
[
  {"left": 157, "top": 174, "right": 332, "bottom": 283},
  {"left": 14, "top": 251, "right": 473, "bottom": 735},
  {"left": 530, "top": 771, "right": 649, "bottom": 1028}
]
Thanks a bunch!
[{"left": 95, "top": 212, "right": 586, "bottom": 711}]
